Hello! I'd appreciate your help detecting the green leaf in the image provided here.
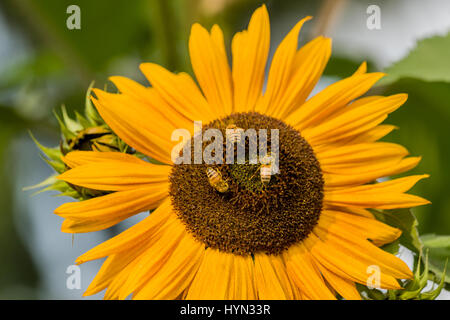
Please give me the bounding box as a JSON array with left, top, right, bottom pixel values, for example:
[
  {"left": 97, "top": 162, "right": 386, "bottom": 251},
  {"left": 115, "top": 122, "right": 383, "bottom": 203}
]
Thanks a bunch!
[
  {"left": 421, "top": 234, "right": 450, "bottom": 285},
  {"left": 379, "top": 238, "right": 400, "bottom": 255},
  {"left": 421, "top": 234, "right": 450, "bottom": 248},
  {"left": 372, "top": 208, "right": 422, "bottom": 254},
  {"left": 356, "top": 284, "right": 387, "bottom": 300},
  {"left": 382, "top": 32, "right": 450, "bottom": 84}
]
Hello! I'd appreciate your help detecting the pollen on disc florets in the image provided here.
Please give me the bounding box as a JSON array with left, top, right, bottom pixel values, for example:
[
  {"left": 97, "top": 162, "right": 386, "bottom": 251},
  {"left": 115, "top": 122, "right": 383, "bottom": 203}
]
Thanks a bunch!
[{"left": 169, "top": 112, "right": 324, "bottom": 255}]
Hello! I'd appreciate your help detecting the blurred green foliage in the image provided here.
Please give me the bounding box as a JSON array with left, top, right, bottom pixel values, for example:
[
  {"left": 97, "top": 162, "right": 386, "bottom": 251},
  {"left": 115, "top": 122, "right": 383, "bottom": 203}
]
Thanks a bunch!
[
  {"left": 382, "top": 33, "right": 450, "bottom": 84},
  {"left": 0, "top": 106, "right": 39, "bottom": 298}
]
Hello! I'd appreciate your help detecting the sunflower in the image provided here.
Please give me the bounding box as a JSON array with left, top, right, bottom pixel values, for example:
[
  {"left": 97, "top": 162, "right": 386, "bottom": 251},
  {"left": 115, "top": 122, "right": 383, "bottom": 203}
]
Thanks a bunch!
[{"left": 54, "top": 5, "right": 429, "bottom": 300}]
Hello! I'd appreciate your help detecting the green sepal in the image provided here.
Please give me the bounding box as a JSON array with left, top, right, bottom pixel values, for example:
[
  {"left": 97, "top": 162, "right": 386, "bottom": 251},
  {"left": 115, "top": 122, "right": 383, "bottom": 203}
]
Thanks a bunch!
[
  {"left": 40, "top": 154, "right": 65, "bottom": 174},
  {"left": 53, "top": 109, "right": 76, "bottom": 140},
  {"left": 75, "top": 111, "right": 92, "bottom": 129},
  {"left": 22, "top": 175, "right": 59, "bottom": 195},
  {"left": 61, "top": 105, "right": 83, "bottom": 132},
  {"left": 84, "top": 81, "right": 102, "bottom": 126},
  {"left": 398, "top": 251, "right": 430, "bottom": 299},
  {"left": 418, "top": 259, "right": 448, "bottom": 300},
  {"left": 29, "top": 131, "right": 61, "bottom": 162}
]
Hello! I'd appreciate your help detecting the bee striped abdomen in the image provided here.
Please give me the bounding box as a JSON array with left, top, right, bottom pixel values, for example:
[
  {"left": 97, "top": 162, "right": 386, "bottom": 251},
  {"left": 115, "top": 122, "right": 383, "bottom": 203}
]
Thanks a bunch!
[
  {"left": 260, "top": 165, "right": 272, "bottom": 184},
  {"left": 260, "top": 153, "right": 274, "bottom": 184},
  {"left": 226, "top": 124, "right": 244, "bottom": 144},
  {"left": 206, "top": 167, "right": 229, "bottom": 193}
]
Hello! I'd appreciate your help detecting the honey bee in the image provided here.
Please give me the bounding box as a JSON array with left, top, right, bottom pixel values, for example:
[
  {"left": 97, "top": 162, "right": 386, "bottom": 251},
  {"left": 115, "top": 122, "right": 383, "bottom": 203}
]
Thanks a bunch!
[
  {"left": 206, "top": 167, "right": 229, "bottom": 193},
  {"left": 226, "top": 124, "right": 244, "bottom": 144},
  {"left": 260, "top": 153, "right": 275, "bottom": 184}
]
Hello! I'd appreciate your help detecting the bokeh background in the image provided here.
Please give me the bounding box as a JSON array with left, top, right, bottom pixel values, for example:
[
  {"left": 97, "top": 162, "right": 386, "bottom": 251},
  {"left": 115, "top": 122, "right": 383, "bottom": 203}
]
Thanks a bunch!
[{"left": 0, "top": 0, "right": 449, "bottom": 299}]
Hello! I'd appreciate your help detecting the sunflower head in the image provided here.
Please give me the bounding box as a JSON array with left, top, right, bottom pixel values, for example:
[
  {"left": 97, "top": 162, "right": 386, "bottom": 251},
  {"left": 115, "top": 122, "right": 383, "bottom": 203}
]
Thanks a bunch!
[
  {"left": 50, "top": 4, "right": 432, "bottom": 300},
  {"left": 170, "top": 112, "right": 324, "bottom": 255}
]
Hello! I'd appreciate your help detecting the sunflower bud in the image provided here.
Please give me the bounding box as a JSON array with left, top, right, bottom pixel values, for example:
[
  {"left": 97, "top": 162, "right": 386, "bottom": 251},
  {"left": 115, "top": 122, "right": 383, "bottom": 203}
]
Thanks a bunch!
[
  {"left": 65, "top": 126, "right": 119, "bottom": 153},
  {"left": 26, "top": 83, "right": 137, "bottom": 200}
]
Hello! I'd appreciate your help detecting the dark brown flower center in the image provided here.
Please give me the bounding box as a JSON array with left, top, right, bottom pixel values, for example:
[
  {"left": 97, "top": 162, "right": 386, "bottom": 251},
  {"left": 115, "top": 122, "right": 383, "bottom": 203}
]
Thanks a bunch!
[{"left": 169, "top": 112, "right": 323, "bottom": 255}]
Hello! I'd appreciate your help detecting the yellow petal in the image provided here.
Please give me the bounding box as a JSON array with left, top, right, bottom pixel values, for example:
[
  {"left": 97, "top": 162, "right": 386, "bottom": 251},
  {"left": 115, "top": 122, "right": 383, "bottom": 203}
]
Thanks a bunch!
[
  {"left": 325, "top": 193, "right": 429, "bottom": 210},
  {"left": 286, "top": 72, "right": 385, "bottom": 130},
  {"left": 139, "top": 63, "right": 216, "bottom": 123},
  {"left": 273, "top": 36, "right": 332, "bottom": 119},
  {"left": 185, "top": 248, "right": 234, "bottom": 300},
  {"left": 132, "top": 232, "right": 204, "bottom": 299},
  {"left": 344, "top": 124, "right": 397, "bottom": 144},
  {"left": 353, "top": 61, "right": 367, "bottom": 75},
  {"left": 109, "top": 75, "right": 195, "bottom": 130},
  {"left": 254, "top": 254, "right": 295, "bottom": 299},
  {"left": 256, "top": 16, "right": 312, "bottom": 115},
  {"left": 62, "top": 214, "right": 133, "bottom": 234},
  {"left": 284, "top": 242, "right": 336, "bottom": 300},
  {"left": 104, "top": 256, "right": 141, "bottom": 299},
  {"left": 189, "top": 23, "right": 233, "bottom": 116},
  {"left": 75, "top": 199, "right": 173, "bottom": 263},
  {"left": 229, "top": 255, "right": 257, "bottom": 300},
  {"left": 317, "top": 142, "right": 421, "bottom": 187},
  {"left": 324, "top": 175, "right": 430, "bottom": 209},
  {"left": 55, "top": 184, "right": 168, "bottom": 221},
  {"left": 62, "top": 151, "right": 145, "bottom": 168},
  {"left": 323, "top": 157, "right": 421, "bottom": 187},
  {"left": 232, "top": 4, "right": 270, "bottom": 112},
  {"left": 302, "top": 94, "right": 407, "bottom": 146},
  {"left": 108, "top": 76, "right": 151, "bottom": 102},
  {"left": 304, "top": 232, "right": 403, "bottom": 289},
  {"left": 314, "top": 262, "right": 361, "bottom": 300},
  {"left": 317, "top": 142, "right": 409, "bottom": 165},
  {"left": 119, "top": 217, "right": 187, "bottom": 299},
  {"left": 57, "top": 161, "right": 170, "bottom": 191},
  {"left": 320, "top": 209, "right": 401, "bottom": 246},
  {"left": 314, "top": 223, "right": 412, "bottom": 280},
  {"left": 91, "top": 90, "right": 174, "bottom": 164},
  {"left": 83, "top": 240, "right": 152, "bottom": 296},
  {"left": 328, "top": 174, "right": 428, "bottom": 194},
  {"left": 83, "top": 254, "right": 117, "bottom": 296},
  {"left": 323, "top": 205, "right": 374, "bottom": 219}
]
